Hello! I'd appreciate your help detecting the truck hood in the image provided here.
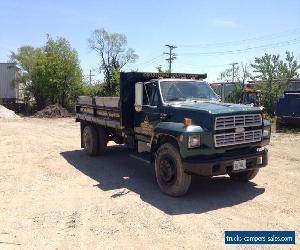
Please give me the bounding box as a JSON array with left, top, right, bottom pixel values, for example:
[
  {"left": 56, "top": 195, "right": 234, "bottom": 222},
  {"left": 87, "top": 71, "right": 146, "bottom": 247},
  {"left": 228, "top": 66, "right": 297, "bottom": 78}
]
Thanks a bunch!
[
  {"left": 165, "top": 101, "right": 261, "bottom": 130},
  {"left": 170, "top": 101, "right": 260, "bottom": 115}
]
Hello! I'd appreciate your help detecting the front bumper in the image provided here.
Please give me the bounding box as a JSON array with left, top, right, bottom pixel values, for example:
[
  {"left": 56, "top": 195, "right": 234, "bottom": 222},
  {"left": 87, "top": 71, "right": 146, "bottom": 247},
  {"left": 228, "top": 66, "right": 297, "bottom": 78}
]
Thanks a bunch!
[{"left": 182, "top": 148, "right": 268, "bottom": 176}]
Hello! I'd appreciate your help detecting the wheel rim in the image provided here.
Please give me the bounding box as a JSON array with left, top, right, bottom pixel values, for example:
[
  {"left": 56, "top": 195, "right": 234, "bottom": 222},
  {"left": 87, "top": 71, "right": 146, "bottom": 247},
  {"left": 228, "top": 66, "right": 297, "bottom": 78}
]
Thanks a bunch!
[
  {"left": 158, "top": 157, "right": 177, "bottom": 185},
  {"left": 83, "top": 129, "right": 91, "bottom": 151}
]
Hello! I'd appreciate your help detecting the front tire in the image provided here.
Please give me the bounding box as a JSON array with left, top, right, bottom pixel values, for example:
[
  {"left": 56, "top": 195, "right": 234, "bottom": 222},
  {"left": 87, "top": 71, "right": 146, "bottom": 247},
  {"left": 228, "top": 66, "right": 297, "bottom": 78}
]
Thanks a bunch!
[
  {"left": 155, "top": 143, "right": 191, "bottom": 197},
  {"left": 229, "top": 169, "right": 259, "bottom": 181}
]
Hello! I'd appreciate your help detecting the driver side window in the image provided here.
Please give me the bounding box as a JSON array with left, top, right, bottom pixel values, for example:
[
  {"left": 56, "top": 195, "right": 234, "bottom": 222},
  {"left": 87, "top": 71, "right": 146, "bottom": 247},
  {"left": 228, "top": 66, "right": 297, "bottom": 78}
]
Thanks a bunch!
[
  {"left": 143, "top": 83, "right": 152, "bottom": 105},
  {"left": 143, "top": 83, "right": 160, "bottom": 106},
  {"left": 151, "top": 89, "right": 160, "bottom": 106}
]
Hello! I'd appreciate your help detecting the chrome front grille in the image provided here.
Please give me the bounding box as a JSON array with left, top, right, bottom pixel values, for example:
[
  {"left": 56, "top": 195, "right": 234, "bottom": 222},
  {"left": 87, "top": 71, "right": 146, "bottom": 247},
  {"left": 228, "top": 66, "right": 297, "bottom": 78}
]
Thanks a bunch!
[
  {"left": 214, "top": 130, "right": 262, "bottom": 147},
  {"left": 215, "top": 114, "right": 262, "bottom": 130}
]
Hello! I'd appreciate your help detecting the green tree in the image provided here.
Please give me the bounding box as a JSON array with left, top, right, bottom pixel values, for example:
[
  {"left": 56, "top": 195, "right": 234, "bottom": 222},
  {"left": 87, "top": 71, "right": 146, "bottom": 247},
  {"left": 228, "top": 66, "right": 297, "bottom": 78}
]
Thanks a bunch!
[
  {"left": 10, "top": 46, "right": 48, "bottom": 109},
  {"left": 88, "top": 28, "right": 138, "bottom": 96},
  {"left": 226, "top": 84, "right": 243, "bottom": 103},
  {"left": 251, "top": 51, "right": 300, "bottom": 116},
  {"left": 80, "top": 80, "right": 105, "bottom": 96},
  {"left": 156, "top": 65, "right": 170, "bottom": 73},
  {"left": 44, "top": 35, "right": 83, "bottom": 108},
  {"left": 10, "top": 36, "right": 83, "bottom": 110}
]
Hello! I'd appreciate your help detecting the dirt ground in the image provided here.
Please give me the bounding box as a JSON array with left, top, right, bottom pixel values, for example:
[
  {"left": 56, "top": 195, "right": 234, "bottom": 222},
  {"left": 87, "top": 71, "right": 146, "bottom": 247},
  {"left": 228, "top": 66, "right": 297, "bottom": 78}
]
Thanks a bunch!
[{"left": 0, "top": 118, "right": 299, "bottom": 249}]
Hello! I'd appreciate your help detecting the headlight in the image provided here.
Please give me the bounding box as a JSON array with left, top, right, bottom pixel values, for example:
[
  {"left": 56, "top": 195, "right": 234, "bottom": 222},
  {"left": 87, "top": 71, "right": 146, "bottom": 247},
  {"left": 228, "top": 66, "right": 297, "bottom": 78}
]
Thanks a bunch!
[
  {"left": 263, "top": 127, "right": 271, "bottom": 137},
  {"left": 188, "top": 134, "right": 201, "bottom": 148}
]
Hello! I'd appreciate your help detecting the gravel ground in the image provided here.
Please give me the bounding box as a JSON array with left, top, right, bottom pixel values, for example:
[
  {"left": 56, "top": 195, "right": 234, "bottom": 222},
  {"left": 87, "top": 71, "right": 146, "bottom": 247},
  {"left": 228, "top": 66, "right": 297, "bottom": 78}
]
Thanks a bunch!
[
  {"left": 0, "top": 105, "right": 20, "bottom": 119},
  {"left": 0, "top": 118, "right": 299, "bottom": 249}
]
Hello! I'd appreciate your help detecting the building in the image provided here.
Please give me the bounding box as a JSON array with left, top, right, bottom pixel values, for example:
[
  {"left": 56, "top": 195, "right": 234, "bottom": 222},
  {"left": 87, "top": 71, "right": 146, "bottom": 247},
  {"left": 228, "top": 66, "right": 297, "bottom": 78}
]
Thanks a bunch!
[{"left": 0, "top": 63, "right": 23, "bottom": 111}]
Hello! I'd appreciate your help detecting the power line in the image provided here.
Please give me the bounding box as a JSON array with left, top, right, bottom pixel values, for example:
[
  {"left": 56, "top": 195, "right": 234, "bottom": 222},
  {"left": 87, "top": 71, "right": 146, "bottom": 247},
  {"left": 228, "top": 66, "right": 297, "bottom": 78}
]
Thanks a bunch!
[
  {"left": 178, "top": 27, "right": 300, "bottom": 48},
  {"left": 135, "top": 54, "right": 162, "bottom": 65},
  {"left": 178, "top": 38, "right": 300, "bottom": 56},
  {"left": 143, "top": 55, "right": 165, "bottom": 66},
  {"left": 180, "top": 38, "right": 300, "bottom": 55},
  {"left": 164, "top": 44, "right": 177, "bottom": 73},
  {"left": 131, "top": 32, "right": 300, "bottom": 71},
  {"left": 134, "top": 54, "right": 164, "bottom": 68},
  {"left": 175, "top": 62, "right": 229, "bottom": 68}
]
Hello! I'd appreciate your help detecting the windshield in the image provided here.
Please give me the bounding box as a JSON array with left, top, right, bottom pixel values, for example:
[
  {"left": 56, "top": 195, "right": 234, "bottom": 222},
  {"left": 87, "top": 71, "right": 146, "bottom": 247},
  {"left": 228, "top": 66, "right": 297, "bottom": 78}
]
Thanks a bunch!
[
  {"left": 243, "top": 93, "right": 259, "bottom": 105},
  {"left": 159, "top": 80, "right": 219, "bottom": 103}
]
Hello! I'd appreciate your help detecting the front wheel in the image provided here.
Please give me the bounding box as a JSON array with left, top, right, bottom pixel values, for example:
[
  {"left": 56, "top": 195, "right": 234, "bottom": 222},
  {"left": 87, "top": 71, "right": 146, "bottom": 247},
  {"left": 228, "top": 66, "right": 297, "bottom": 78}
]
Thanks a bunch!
[
  {"left": 155, "top": 143, "right": 191, "bottom": 197},
  {"left": 229, "top": 169, "right": 259, "bottom": 181}
]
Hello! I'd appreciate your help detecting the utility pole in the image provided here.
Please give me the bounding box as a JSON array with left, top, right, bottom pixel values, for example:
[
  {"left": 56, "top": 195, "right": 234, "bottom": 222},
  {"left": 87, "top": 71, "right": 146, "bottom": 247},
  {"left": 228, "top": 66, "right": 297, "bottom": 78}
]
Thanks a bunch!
[
  {"left": 164, "top": 44, "right": 177, "bottom": 74},
  {"left": 229, "top": 62, "right": 238, "bottom": 83},
  {"left": 222, "top": 82, "right": 225, "bottom": 102},
  {"left": 88, "top": 69, "right": 95, "bottom": 85}
]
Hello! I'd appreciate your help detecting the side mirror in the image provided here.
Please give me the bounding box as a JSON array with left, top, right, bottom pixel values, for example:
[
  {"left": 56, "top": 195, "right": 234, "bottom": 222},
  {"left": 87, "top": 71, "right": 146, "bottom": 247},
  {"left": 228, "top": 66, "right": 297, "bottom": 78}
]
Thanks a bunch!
[{"left": 135, "top": 82, "right": 143, "bottom": 112}]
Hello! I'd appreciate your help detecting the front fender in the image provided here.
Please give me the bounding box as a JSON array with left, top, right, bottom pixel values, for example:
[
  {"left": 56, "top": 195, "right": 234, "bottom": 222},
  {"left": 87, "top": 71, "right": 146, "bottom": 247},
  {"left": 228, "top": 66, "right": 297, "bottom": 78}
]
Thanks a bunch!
[
  {"left": 154, "top": 122, "right": 204, "bottom": 136},
  {"left": 154, "top": 122, "right": 205, "bottom": 157}
]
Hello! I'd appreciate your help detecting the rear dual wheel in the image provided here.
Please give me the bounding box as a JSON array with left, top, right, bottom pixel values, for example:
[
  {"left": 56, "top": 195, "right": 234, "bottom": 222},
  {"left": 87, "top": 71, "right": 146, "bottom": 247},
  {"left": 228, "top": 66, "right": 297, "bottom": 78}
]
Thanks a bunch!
[{"left": 83, "top": 125, "right": 107, "bottom": 156}]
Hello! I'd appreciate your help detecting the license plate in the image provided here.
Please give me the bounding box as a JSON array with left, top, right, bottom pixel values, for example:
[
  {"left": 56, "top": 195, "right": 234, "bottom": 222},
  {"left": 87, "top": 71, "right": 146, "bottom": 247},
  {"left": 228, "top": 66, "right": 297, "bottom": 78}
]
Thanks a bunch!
[{"left": 233, "top": 160, "right": 246, "bottom": 170}]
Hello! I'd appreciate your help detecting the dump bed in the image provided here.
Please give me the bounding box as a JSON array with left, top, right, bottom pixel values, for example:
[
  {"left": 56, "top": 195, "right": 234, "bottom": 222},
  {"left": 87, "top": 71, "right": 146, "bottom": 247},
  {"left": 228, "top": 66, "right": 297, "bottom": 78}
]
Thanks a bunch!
[
  {"left": 76, "top": 96, "right": 121, "bottom": 129},
  {"left": 276, "top": 91, "right": 300, "bottom": 118}
]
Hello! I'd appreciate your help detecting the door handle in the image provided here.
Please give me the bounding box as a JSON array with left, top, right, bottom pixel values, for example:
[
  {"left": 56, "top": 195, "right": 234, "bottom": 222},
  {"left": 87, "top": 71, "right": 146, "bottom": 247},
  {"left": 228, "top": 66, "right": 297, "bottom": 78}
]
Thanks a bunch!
[{"left": 160, "top": 113, "right": 169, "bottom": 120}]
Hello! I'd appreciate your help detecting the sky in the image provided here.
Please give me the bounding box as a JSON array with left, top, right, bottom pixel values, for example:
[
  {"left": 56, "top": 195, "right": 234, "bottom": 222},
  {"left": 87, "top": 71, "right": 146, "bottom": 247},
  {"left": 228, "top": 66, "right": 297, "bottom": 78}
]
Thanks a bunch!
[{"left": 0, "top": 0, "right": 300, "bottom": 82}]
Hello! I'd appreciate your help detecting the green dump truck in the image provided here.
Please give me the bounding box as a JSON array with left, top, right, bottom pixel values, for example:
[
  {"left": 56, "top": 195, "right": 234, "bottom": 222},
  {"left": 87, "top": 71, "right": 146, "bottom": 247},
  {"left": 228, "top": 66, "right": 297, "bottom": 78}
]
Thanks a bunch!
[{"left": 76, "top": 72, "right": 271, "bottom": 196}]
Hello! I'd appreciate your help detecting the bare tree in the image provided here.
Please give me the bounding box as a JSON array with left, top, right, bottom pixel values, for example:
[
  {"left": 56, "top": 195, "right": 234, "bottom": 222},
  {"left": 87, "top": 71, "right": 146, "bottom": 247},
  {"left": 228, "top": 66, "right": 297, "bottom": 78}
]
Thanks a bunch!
[
  {"left": 88, "top": 28, "right": 138, "bottom": 95},
  {"left": 219, "top": 62, "right": 251, "bottom": 85}
]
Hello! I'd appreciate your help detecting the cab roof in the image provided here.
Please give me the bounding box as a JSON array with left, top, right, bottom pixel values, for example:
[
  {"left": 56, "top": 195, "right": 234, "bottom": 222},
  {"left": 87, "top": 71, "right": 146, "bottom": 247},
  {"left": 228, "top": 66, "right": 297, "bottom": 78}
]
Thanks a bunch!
[
  {"left": 120, "top": 72, "right": 207, "bottom": 84},
  {"left": 156, "top": 78, "right": 206, "bottom": 82}
]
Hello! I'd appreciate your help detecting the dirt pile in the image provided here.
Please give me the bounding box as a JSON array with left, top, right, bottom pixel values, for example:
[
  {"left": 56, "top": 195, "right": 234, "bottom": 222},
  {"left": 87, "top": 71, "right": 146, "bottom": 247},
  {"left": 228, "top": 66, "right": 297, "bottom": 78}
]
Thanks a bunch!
[
  {"left": 34, "top": 104, "right": 72, "bottom": 118},
  {"left": 0, "top": 105, "right": 20, "bottom": 119}
]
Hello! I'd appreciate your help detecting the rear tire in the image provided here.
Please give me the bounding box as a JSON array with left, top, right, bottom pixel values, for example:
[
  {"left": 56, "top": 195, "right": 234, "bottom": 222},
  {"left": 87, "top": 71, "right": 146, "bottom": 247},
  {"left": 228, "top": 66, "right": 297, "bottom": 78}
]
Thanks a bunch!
[
  {"left": 83, "top": 125, "right": 99, "bottom": 156},
  {"left": 229, "top": 169, "right": 259, "bottom": 181},
  {"left": 97, "top": 126, "right": 107, "bottom": 155},
  {"left": 155, "top": 143, "right": 191, "bottom": 197},
  {"left": 276, "top": 118, "right": 283, "bottom": 132}
]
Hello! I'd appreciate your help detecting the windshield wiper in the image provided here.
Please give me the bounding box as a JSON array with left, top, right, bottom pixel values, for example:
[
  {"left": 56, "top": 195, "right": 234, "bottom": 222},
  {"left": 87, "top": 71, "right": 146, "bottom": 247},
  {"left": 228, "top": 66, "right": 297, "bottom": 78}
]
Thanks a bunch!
[
  {"left": 184, "top": 97, "right": 206, "bottom": 102},
  {"left": 167, "top": 97, "right": 186, "bottom": 102}
]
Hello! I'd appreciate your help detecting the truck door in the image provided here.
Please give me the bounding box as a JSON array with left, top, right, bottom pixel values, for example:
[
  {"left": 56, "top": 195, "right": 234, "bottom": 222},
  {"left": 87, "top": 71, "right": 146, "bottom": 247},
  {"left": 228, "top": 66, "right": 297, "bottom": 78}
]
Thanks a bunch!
[{"left": 134, "top": 81, "right": 163, "bottom": 141}]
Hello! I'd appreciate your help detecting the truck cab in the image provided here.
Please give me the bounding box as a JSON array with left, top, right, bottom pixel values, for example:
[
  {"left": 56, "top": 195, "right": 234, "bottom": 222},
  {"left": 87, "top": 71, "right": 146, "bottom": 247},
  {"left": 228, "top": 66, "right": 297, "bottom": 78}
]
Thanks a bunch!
[
  {"left": 241, "top": 89, "right": 262, "bottom": 107},
  {"left": 76, "top": 72, "right": 271, "bottom": 196}
]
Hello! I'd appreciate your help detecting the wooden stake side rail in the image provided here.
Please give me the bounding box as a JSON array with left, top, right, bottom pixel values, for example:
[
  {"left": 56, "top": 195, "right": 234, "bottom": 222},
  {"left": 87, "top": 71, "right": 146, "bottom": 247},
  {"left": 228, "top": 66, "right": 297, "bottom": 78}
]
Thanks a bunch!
[{"left": 76, "top": 96, "right": 122, "bottom": 129}]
